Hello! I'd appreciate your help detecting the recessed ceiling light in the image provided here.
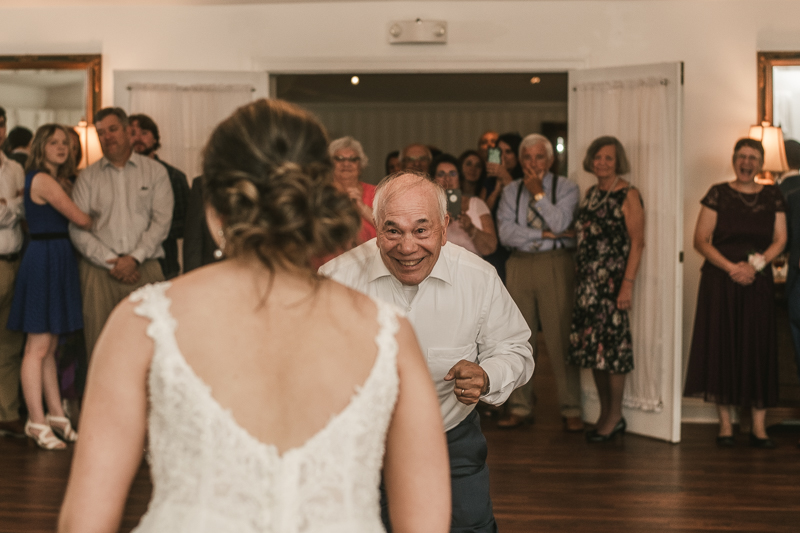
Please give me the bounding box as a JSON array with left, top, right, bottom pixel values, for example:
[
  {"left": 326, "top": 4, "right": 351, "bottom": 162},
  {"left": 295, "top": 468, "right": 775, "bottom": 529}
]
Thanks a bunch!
[
  {"left": 530, "top": 76, "right": 541, "bottom": 84},
  {"left": 351, "top": 76, "right": 360, "bottom": 85}
]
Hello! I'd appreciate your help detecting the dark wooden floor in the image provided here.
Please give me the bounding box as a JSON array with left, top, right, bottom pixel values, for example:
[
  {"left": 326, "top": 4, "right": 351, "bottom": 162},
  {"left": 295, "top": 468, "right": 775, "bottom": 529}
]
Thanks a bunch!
[{"left": 1, "top": 343, "right": 799, "bottom": 533}]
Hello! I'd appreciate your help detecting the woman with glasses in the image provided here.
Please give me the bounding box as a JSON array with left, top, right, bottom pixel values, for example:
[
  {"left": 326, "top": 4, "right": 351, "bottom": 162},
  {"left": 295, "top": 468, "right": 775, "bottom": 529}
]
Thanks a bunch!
[
  {"left": 684, "top": 138, "right": 787, "bottom": 448},
  {"left": 329, "top": 136, "right": 376, "bottom": 245},
  {"left": 430, "top": 153, "right": 497, "bottom": 257}
]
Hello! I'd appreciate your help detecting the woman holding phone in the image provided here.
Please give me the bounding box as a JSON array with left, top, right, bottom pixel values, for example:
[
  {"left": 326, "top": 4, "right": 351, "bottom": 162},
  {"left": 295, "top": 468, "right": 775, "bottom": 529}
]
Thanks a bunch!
[{"left": 430, "top": 154, "right": 497, "bottom": 256}]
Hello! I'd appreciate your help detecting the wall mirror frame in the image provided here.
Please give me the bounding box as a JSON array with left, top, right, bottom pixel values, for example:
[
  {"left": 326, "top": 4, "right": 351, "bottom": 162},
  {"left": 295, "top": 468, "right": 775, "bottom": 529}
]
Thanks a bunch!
[
  {"left": 0, "top": 54, "right": 101, "bottom": 123},
  {"left": 757, "top": 51, "right": 800, "bottom": 125}
]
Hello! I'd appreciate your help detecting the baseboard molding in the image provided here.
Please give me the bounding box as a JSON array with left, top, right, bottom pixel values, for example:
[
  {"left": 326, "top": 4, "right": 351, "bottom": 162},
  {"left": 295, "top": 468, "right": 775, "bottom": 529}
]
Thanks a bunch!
[
  {"left": 681, "top": 398, "right": 800, "bottom": 425},
  {"left": 681, "top": 398, "right": 727, "bottom": 424}
]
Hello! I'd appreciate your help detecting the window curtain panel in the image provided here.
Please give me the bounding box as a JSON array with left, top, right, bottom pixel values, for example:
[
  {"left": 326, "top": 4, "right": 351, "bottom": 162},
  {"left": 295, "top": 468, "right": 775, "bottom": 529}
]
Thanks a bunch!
[
  {"left": 572, "top": 77, "right": 676, "bottom": 412},
  {"left": 128, "top": 83, "right": 253, "bottom": 180},
  {"left": 774, "top": 88, "right": 800, "bottom": 141},
  {"left": 4, "top": 108, "right": 83, "bottom": 131}
]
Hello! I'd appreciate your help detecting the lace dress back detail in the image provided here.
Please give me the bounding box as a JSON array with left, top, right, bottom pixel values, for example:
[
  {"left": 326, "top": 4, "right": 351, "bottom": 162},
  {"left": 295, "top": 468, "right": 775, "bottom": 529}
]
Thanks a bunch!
[{"left": 130, "top": 282, "right": 400, "bottom": 533}]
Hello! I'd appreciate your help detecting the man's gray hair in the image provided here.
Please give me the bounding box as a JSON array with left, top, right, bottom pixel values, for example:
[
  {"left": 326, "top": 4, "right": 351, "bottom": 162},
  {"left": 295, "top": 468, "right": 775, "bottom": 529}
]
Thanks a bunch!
[
  {"left": 519, "top": 133, "right": 553, "bottom": 161},
  {"left": 328, "top": 136, "right": 368, "bottom": 168},
  {"left": 373, "top": 170, "right": 447, "bottom": 226},
  {"left": 94, "top": 107, "right": 129, "bottom": 127}
]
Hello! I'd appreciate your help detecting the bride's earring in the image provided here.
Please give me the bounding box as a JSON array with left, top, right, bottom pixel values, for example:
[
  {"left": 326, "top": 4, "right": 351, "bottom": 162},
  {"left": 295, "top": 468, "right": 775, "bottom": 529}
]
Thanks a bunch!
[{"left": 214, "top": 229, "right": 225, "bottom": 260}]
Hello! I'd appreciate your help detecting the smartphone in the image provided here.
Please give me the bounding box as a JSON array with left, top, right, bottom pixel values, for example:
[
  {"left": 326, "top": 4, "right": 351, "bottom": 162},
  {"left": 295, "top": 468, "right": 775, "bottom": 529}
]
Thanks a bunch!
[
  {"left": 445, "top": 188, "right": 462, "bottom": 219},
  {"left": 487, "top": 147, "right": 502, "bottom": 165}
]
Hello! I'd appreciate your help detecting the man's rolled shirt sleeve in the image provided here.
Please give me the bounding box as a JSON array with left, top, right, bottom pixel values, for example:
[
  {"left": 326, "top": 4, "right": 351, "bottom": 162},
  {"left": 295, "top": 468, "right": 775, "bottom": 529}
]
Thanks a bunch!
[{"left": 476, "top": 271, "right": 534, "bottom": 405}]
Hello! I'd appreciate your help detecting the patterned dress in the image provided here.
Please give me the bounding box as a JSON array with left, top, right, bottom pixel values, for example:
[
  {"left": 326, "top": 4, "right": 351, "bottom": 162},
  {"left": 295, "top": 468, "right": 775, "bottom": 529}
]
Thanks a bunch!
[{"left": 568, "top": 186, "right": 636, "bottom": 374}]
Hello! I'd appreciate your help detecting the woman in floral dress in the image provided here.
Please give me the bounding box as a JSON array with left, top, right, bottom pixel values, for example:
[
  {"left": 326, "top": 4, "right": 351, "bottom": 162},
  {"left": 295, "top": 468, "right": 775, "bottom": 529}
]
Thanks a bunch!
[{"left": 568, "top": 136, "right": 645, "bottom": 443}]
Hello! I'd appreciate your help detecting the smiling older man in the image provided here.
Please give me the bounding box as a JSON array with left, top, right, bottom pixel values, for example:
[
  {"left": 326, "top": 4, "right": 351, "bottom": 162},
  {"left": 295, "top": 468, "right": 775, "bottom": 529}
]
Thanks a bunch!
[{"left": 320, "top": 171, "right": 533, "bottom": 533}]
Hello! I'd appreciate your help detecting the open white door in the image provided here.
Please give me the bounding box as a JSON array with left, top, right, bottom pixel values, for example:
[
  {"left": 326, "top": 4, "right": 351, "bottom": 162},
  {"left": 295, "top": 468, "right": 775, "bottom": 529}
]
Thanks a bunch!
[{"left": 568, "top": 62, "right": 684, "bottom": 442}]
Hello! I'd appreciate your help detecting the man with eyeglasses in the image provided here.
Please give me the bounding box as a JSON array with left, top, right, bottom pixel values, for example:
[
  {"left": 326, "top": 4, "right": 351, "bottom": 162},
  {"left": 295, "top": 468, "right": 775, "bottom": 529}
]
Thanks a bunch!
[{"left": 400, "top": 143, "right": 433, "bottom": 174}]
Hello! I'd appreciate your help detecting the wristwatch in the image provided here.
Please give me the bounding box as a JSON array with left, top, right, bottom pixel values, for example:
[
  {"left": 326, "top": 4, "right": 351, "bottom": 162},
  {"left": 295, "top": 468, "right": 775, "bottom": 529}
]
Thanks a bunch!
[{"left": 533, "top": 192, "right": 545, "bottom": 202}]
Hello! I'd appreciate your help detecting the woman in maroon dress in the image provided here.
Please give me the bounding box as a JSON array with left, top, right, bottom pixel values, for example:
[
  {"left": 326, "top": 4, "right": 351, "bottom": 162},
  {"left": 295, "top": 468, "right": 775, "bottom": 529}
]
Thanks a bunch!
[{"left": 684, "top": 138, "right": 787, "bottom": 448}]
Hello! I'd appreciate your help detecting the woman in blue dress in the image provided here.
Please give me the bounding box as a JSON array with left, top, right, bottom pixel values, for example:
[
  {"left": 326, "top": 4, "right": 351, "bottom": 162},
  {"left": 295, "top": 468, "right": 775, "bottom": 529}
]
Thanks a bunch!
[{"left": 8, "top": 124, "right": 92, "bottom": 450}]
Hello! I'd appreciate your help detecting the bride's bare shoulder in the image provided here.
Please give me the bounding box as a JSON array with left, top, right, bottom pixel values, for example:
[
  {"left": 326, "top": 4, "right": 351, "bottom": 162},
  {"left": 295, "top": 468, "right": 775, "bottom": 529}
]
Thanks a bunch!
[{"left": 320, "top": 277, "right": 378, "bottom": 317}]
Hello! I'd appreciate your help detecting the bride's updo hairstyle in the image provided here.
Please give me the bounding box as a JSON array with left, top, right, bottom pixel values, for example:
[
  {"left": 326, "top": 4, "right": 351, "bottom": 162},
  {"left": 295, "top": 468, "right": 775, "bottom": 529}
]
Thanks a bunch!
[{"left": 202, "top": 99, "right": 360, "bottom": 271}]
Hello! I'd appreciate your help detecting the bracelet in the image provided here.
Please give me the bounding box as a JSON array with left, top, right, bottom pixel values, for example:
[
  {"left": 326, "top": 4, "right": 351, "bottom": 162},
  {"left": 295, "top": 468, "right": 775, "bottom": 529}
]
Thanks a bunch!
[{"left": 623, "top": 277, "right": 635, "bottom": 283}]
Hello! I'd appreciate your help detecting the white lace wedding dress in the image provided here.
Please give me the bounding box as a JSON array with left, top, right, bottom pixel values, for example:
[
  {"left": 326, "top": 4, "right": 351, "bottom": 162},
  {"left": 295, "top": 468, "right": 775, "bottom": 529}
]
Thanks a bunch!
[{"left": 129, "top": 283, "right": 400, "bottom": 533}]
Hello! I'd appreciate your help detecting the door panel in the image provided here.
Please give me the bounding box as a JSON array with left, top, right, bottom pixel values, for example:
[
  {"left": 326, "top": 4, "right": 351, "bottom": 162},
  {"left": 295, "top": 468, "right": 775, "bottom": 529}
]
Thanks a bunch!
[{"left": 568, "top": 62, "right": 684, "bottom": 442}]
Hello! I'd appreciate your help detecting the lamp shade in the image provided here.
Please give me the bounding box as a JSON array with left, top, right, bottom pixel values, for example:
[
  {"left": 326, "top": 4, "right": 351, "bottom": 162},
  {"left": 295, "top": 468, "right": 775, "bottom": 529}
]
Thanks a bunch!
[
  {"left": 74, "top": 121, "right": 102, "bottom": 169},
  {"left": 749, "top": 122, "right": 789, "bottom": 173}
]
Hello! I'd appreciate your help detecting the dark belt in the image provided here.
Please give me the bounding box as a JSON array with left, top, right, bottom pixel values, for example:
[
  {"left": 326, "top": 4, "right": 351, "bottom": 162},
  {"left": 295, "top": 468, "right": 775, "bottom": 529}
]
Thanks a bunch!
[
  {"left": 0, "top": 252, "right": 20, "bottom": 261},
  {"left": 30, "top": 232, "right": 69, "bottom": 241}
]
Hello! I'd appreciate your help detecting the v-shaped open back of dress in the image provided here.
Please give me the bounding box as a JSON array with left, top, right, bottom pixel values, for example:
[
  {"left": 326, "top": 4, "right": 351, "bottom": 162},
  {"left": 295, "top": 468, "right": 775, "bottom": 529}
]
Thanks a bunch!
[{"left": 130, "top": 282, "right": 400, "bottom": 533}]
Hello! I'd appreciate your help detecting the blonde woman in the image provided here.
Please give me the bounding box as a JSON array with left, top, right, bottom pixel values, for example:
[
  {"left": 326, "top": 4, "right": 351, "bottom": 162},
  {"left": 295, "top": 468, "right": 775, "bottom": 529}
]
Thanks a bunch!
[{"left": 7, "top": 124, "right": 92, "bottom": 449}]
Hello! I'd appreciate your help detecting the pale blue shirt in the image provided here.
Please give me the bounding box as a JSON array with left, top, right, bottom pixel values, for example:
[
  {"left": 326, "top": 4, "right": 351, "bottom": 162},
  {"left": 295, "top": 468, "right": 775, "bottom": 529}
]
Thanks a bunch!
[
  {"left": 497, "top": 173, "right": 579, "bottom": 252},
  {"left": 320, "top": 240, "right": 533, "bottom": 432}
]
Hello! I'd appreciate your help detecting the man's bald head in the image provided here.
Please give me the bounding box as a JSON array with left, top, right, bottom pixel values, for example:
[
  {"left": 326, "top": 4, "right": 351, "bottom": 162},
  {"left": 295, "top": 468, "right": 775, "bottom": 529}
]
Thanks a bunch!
[{"left": 373, "top": 171, "right": 446, "bottom": 226}]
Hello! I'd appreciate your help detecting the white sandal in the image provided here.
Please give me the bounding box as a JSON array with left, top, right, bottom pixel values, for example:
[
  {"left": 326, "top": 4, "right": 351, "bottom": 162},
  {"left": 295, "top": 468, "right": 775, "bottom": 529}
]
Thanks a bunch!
[
  {"left": 24, "top": 420, "right": 67, "bottom": 450},
  {"left": 47, "top": 415, "right": 78, "bottom": 442}
]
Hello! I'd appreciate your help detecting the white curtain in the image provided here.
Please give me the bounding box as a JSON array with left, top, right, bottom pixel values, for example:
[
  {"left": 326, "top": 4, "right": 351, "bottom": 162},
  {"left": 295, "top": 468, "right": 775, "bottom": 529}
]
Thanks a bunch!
[
  {"left": 774, "top": 89, "right": 800, "bottom": 141},
  {"left": 128, "top": 83, "right": 253, "bottom": 180},
  {"left": 572, "top": 77, "right": 677, "bottom": 412},
  {"left": 304, "top": 101, "right": 567, "bottom": 184},
  {"left": 4, "top": 108, "right": 84, "bottom": 131}
]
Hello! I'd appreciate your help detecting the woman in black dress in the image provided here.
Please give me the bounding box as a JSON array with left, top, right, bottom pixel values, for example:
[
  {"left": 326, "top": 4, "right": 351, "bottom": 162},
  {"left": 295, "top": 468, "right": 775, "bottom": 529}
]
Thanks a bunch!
[{"left": 684, "top": 138, "right": 787, "bottom": 448}]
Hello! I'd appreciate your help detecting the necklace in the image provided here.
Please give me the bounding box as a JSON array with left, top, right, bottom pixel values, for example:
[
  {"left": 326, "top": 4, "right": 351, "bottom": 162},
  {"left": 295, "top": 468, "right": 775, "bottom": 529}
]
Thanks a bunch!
[
  {"left": 731, "top": 182, "right": 760, "bottom": 207},
  {"left": 586, "top": 176, "right": 620, "bottom": 211}
]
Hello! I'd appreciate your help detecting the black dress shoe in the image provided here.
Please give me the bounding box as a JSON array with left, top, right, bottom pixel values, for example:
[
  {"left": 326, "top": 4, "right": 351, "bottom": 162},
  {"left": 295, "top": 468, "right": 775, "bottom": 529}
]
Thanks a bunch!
[
  {"left": 586, "top": 418, "right": 626, "bottom": 443},
  {"left": 749, "top": 433, "right": 776, "bottom": 449},
  {"left": 715, "top": 435, "right": 735, "bottom": 447}
]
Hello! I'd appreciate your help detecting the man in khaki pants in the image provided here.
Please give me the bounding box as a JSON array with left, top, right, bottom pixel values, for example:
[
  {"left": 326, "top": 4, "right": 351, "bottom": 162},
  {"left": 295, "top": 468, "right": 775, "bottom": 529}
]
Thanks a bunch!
[
  {"left": 496, "top": 134, "right": 584, "bottom": 431},
  {"left": 0, "top": 107, "right": 26, "bottom": 437},
  {"left": 69, "top": 108, "right": 173, "bottom": 360}
]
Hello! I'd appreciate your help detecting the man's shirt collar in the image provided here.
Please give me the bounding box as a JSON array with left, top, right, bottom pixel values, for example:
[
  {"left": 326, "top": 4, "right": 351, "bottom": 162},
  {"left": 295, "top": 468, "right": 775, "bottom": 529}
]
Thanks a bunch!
[{"left": 100, "top": 151, "right": 139, "bottom": 170}]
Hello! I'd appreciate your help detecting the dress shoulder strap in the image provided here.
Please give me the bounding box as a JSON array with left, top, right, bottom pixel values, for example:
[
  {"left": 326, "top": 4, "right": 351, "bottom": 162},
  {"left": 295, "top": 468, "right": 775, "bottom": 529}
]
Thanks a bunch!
[
  {"left": 372, "top": 298, "right": 403, "bottom": 365},
  {"left": 130, "top": 282, "right": 176, "bottom": 344}
]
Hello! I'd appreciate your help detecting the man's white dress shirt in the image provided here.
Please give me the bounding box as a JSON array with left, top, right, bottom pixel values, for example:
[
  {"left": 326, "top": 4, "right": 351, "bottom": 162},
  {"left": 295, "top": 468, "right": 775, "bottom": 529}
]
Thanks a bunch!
[
  {"left": 69, "top": 153, "right": 174, "bottom": 268},
  {"left": 320, "top": 240, "right": 533, "bottom": 432},
  {"left": 0, "top": 153, "right": 25, "bottom": 255}
]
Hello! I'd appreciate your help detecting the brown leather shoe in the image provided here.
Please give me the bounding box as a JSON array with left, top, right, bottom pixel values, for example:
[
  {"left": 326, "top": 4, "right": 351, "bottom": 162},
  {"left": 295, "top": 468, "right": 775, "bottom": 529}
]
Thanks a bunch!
[
  {"left": 496, "top": 413, "right": 533, "bottom": 429},
  {"left": 0, "top": 418, "right": 27, "bottom": 438},
  {"left": 563, "top": 416, "right": 585, "bottom": 432}
]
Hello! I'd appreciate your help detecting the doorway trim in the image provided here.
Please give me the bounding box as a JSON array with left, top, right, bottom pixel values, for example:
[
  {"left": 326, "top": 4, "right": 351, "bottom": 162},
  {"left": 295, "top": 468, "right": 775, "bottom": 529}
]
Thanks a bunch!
[{"left": 255, "top": 56, "right": 586, "bottom": 80}]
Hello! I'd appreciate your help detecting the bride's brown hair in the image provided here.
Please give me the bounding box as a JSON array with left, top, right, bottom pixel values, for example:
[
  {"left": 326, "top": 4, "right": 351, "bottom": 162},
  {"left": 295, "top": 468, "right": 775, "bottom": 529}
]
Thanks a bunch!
[{"left": 202, "top": 99, "right": 360, "bottom": 272}]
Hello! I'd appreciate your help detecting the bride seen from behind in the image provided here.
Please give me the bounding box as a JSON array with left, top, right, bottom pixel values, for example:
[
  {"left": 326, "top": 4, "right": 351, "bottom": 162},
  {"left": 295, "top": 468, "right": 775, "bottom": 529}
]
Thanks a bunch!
[{"left": 58, "top": 99, "right": 450, "bottom": 533}]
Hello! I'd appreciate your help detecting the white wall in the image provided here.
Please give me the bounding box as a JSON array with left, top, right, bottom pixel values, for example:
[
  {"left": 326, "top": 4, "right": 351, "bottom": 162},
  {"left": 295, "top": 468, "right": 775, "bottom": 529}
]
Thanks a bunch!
[{"left": 2, "top": 0, "right": 800, "bottom": 414}]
